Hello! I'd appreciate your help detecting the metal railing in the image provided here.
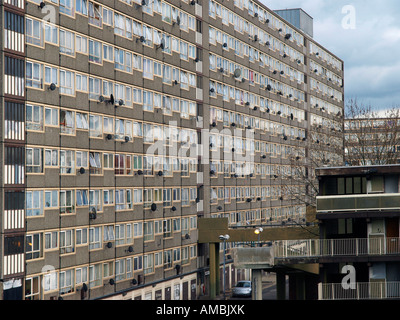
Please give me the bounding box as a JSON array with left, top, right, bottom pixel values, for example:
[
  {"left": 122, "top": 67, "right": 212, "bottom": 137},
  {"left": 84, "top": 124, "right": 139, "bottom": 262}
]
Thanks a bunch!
[
  {"left": 273, "top": 237, "right": 400, "bottom": 258},
  {"left": 319, "top": 281, "right": 400, "bottom": 300},
  {"left": 317, "top": 193, "right": 400, "bottom": 213}
]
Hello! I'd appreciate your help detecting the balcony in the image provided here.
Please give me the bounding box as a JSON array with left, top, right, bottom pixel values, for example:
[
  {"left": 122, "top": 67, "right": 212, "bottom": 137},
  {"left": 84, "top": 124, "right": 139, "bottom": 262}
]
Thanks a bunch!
[
  {"left": 319, "top": 281, "right": 400, "bottom": 300},
  {"left": 273, "top": 237, "right": 400, "bottom": 259},
  {"left": 316, "top": 193, "right": 400, "bottom": 213}
]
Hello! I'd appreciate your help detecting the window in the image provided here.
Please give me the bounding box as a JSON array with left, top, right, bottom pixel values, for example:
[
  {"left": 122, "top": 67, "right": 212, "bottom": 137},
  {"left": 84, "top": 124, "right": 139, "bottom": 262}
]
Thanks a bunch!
[
  {"left": 45, "top": 107, "right": 58, "bottom": 126},
  {"left": 103, "top": 44, "right": 113, "bottom": 61},
  {"left": 76, "top": 35, "right": 87, "bottom": 53},
  {"left": 89, "top": 189, "right": 102, "bottom": 212},
  {"left": 134, "top": 222, "right": 143, "bottom": 238},
  {"left": 76, "top": 150, "right": 88, "bottom": 169},
  {"left": 60, "top": 229, "right": 74, "bottom": 254},
  {"left": 26, "top": 147, "right": 43, "bottom": 173},
  {"left": 88, "top": 1, "right": 102, "bottom": 27},
  {"left": 89, "top": 226, "right": 101, "bottom": 250},
  {"left": 76, "top": 228, "right": 88, "bottom": 245},
  {"left": 103, "top": 7, "right": 113, "bottom": 25},
  {"left": 76, "top": 0, "right": 88, "bottom": 15},
  {"left": 60, "top": 0, "right": 74, "bottom": 16},
  {"left": 89, "top": 114, "right": 102, "bottom": 138},
  {"left": 89, "top": 77, "right": 101, "bottom": 100},
  {"left": 103, "top": 189, "right": 114, "bottom": 205},
  {"left": 26, "top": 18, "right": 43, "bottom": 46},
  {"left": 88, "top": 264, "right": 101, "bottom": 288},
  {"left": 60, "top": 150, "right": 74, "bottom": 174},
  {"left": 45, "top": 231, "right": 58, "bottom": 250},
  {"left": 76, "top": 74, "right": 88, "bottom": 92},
  {"left": 26, "top": 233, "right": 41, "bottom": 260},
  {"left": 134, "top": 255, "right": 142, "bottom": 271},
  {"left": 89, "top": 152, "right": 102, "bottom": 174},
  {"left": 89, "top": 39, "right": 101, "bottom": 63},
  {"left": 76, "top": 112, "right": 89, "bottom": 130},
  {"left": 75, "top": 267, "right": 88, "bottom": 285},
  {"left": 45, "top": 190, "right": 58, "bottom": 208},
  {"left": 144, "top": 254, "right": 154, "bottom": 274},
  {"left": 60, "top": 69, "right": 75, "bottom": 95},
  {"left": 26, "top": 104, "right": 43, "bottom": 131},
  {"left": 144, "top": 221, "right": 154, "bottom": 242},
  {"left": 163, "top": 64, "right": 171, "bottom": 84},
  {"left": 60, "top": 190, "right": 75, "bottom": 214},
  {"left": 43, "top": 271, "right": 58, "bottom": 292},
  {"left": 59, "top": 29, "right": 74, "bottom": 55},
  {"left": 162, "top": 3, "right": 172, "bottom": 23},
  {"left": 26, "top": 190, "right": 43, "bottom": 217},
  {"left": 76, "top": 189, "right": 88, "bottom": 206},
  {"left": 133, "top": 189, "right": 142, "bottom": 204},
  {"left": 103, "top": 225, "right": 115, "bottom": 242},
  {"left": 142, "top": 91, "right": 153, "bottom": 112},
  {"left": 59, "top": 270, "right": 74, "bottom": 295},
  {"left": 143, "top": 58, "right": 153, "bottom": 79},
  {"left": 115, "top": 259, "right": 126, "bottom": 281},
  {"left": 60, "top": 110, "right": 75, "bottom": 135},
  {"left": 26, "top": 61, "right": 43, "bottom": 89}
]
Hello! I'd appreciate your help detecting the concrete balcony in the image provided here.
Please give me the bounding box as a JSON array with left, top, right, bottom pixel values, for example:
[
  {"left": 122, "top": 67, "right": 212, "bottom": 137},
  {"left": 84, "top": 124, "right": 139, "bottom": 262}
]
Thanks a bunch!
[
  {"left": 316, "top": 193, "right": 400, "bottom": 213},
  {"left": 273, "top": 237, "right": 400, "bottom": 260}
]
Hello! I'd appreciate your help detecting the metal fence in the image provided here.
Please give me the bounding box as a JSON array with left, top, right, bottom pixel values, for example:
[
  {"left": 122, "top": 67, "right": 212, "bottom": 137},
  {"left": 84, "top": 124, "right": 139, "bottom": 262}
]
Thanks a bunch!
[
  {"left": 273, "top": 237, "right": 400, "bottom": 258},
  {"left": 319, "top": 281, "right": 400, "bottom": 300}
]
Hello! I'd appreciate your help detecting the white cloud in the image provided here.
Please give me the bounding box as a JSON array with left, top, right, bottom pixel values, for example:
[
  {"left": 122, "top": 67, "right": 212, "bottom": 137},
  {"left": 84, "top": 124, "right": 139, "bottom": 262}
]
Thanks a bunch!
[{"left": 260, "top": 0, "right": 400, "bottom": 109}]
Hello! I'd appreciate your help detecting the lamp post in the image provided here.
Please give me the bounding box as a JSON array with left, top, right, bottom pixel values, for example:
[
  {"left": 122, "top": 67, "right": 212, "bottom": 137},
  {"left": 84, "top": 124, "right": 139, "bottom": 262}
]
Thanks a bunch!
[
  {"left": 219, "top": 234, "right": 230, "bottom": 300},
  {"left": 254, "top": 227, "right": 263, "bottom": 246}
]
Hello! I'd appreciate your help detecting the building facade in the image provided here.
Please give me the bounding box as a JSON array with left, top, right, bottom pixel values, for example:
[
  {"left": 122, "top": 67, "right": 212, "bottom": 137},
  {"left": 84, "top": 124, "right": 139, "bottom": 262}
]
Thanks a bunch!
[
  {"left": 344, "top": 117, "right": 400, "bottom": 166},
  {"left": 0, "top": 0, "right": 343, "bottom": 300},
  {"left": 316, "top": 165, "right": 400, "bottom": 300}
]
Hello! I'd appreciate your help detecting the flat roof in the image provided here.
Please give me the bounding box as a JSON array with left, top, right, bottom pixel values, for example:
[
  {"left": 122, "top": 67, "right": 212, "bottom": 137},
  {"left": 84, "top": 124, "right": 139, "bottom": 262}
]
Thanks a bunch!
[{"left": 316, "top": 164, "right": 400, "bottom": 177}]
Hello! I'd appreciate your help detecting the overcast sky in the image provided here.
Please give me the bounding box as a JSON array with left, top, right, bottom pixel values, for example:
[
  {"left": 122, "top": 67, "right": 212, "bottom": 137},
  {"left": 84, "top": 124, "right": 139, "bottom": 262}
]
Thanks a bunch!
[{"left": 260, "top": 0, "right": 400, "bottom": 111}]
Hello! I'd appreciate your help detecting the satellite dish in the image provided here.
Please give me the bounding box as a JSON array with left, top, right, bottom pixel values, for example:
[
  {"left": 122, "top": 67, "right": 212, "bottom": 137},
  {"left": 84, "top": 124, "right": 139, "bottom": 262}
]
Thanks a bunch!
[
  {"left": 106, "top": 134, "right": 113, "bottom": 140},
  {"left": 118, "top": 99, "right": 124, "bottom": 106},
  {"left": 151, "top": 203, "right": 157, "bottom": 211},
  {"left": 109, "top": 94, "right": 114, "bottom": 105},
  {"left": 176, "top": 16, "right": 181, "bottom": 25},
  {"left": 139, "top": 36, "right": 146, "bottom": 43},
  {"left": 49, "top": 83, "right": 56, "bottom": 91},
  {"left": 109, "top": 279, "right": 115, "bottom": 285},
  {"left": 82, "top": 283, "right": 88, "bottom": 292},
  {"left": 38, "top": 1, "right": 45, "bottom": 8},
  {"left": 99, "top": 95, "right": 105, "bottom": 103},
  {"left": 107, "top": 242, "right": 113, "bottom": 248},
  {"left": 79, "top": 167, "right": 85, "bottom": 174},
  {"left": 233, "top": 68, "right": 241, "bottom": 78},
  {"left": 124, "top": 136, "right": 130, "bottom": 142},
  {"left": 141, "top": 0, "right": 148, "bottom": 5},
  {"left": 159, "top": 38, "right": 165, "bottom": 49},
  {"left": 171, "top": 206, "right": 177, "bottom": 211}
]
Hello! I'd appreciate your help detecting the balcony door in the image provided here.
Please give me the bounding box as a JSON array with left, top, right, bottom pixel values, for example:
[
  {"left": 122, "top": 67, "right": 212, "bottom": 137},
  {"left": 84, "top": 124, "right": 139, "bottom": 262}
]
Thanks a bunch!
[{"left": 386, "top": 218, "right": 399, "bottom": 254}]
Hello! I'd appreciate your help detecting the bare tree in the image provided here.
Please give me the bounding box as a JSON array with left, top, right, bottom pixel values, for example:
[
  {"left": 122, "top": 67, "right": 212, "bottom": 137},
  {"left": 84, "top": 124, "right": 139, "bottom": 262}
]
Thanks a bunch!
[
  {"left": 344, "top": 98, "right": 400, "bottom": 166},
  {"left": 283, "top": 145, "right": 344, "bottom": 210}
]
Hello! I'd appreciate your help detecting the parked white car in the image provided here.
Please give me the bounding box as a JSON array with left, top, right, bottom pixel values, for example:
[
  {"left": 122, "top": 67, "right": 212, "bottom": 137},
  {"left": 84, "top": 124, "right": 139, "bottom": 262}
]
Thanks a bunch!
[{"left": 232, "top": 281, "right": 252, "bottom": 297}]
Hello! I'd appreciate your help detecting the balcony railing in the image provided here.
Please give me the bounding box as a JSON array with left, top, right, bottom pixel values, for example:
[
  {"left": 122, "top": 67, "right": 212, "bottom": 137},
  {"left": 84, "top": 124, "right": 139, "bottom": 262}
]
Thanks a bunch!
[
  {"left": 319, "top": 281, "right": 400, "bottom": 300},
  {"left": 273, "top": 237, "right": 400, "bottom": 259},
  {"left": 316, "top": 193, "right": 400, "bottom": 213}
]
